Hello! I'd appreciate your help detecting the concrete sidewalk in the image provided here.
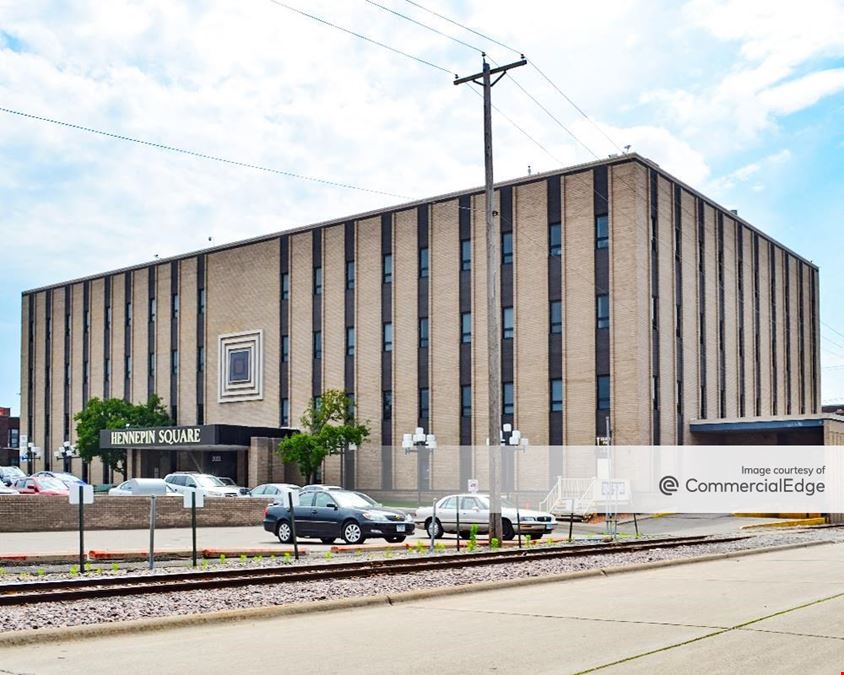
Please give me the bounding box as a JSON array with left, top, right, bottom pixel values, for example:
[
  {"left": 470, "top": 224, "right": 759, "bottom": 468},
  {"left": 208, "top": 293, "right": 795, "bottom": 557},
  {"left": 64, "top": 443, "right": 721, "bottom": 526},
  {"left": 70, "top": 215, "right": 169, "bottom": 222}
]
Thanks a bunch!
[{"left": 1, "top": 541, "right": 842, "bottom": 673}]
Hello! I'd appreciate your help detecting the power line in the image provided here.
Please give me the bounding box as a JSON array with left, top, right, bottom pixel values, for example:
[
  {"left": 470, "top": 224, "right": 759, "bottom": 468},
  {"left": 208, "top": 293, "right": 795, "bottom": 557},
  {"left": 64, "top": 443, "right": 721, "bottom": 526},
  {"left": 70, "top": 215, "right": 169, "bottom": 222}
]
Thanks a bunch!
[
  {"left": 267, "top": 0, "right": 454, "bottom": 75},
  {"left": 402, "top": 0, "right": 522, "bottom": 57},
  {"left": 0, "top": 106, "right": 413, "bottom": 199},
  {"left": 822, "top": 320, "right": 844, "bottom": 343},
  {"left": 364, "top": 0, "right": 483, "bottom": 53}
]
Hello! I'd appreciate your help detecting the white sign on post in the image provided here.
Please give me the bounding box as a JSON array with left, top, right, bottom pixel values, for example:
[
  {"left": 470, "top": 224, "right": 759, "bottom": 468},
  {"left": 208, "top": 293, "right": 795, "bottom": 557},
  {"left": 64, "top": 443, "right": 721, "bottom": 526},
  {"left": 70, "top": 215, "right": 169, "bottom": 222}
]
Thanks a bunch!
[
  {"left": 467, "top": 479, "right": 479, "bottom": 494},
  {"left": 183, "top": 490, "right": 205, "bottom": 508},
  {"left": 69, "top": 484, "right": 94, "bottom": 505}
]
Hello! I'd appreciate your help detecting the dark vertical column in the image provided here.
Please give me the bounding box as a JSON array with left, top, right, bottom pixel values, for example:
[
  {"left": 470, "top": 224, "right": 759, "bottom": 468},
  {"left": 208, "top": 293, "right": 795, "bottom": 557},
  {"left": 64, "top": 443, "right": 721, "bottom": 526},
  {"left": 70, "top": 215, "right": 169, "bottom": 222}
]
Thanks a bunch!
[
  {"left": 343, "top": 223, "right": 355, "bottom": 487},
  {"left": 147, "top": 267, "right": 156, "bottom": 401},
  {"left": 196, "top": 256, "right": 206, "bottom": 424},
  {"left": 123, "top": 272, "right": 131, "bottom": 402},
  {"left": 103, "top": 276, "right": 111, "bottom": 401},
  {"left": 547, "top": 178, "right": 564, "bottom": 473},
  {"left": 500, "top": 185, "right": 514, "bottom": 491},
  {"left": 673, "top": 185, "right": 685, "bottom": 443},
  {"left": 312, "top": 230, "right": 322, "bottom": 400},
  {"left": 456, "top": 198, "right": 470, "bottom": 484},
  {"left": 280, "top": 237, "right": 290, "bottom": 426},
  {"left": 44, "top": 290, "right": 52, "bottom": 470},
  {"left": 784, "top": 257, "right": 792, "bottom": 414},
  {"left": 737, "top": 225, "right": 746, "bottom": 417},
  {"left": 649, "top": 171, "right": 661, "bottom": 443},
  {"left": 697, "top": 200, "right": 707, "bottom": 418},
  {"left": 381, "top": 213, "right": 393, "bottom": 490},
  {"left": 594, "top": 166, "right": 610, "bottom": 438},
  {"left": 64, "top": 286, "right": 71, "bottom": 442},
  {"left": 82, "top": 280, "right": 90, "bottom": 482},
  {"left": 810, "top": 268, "right": 818, "bottom": 413},
  {"left": 717, "top": 214, "right": 726, "bottom": 418},
  {"left": 769, "top": 244, "right": 778, "bottom": 415},
  {"left": 27, "top": 294, "right": 34, "bottom": 443},
  {"left": 170, "top": 262, "right": 179, "bottom": 423},
  {"left": 797, "top": 264, "right": 806, "bottom": 414},
  {"left": 753, "top": 234, "right": 761, "bottom": 416}
]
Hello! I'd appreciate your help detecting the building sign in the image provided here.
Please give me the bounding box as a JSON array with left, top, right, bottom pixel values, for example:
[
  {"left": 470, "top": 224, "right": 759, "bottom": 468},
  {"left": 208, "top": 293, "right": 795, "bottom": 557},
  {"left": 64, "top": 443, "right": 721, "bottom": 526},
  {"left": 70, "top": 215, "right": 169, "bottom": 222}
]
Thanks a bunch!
[{"left": 101, "top": 426, "right": 213, "bottom": 449}]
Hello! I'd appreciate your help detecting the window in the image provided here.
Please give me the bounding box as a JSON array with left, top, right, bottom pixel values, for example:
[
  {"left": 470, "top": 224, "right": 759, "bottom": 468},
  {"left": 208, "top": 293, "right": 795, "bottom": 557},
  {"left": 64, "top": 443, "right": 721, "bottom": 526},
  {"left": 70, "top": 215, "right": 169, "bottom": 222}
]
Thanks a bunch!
[
  {"left": 148, "top": 352, "right": 155, "bottom": 377},
  {"left": 198, "top": 346, "right": 205, "bottom": 372},
  {"left": 314, "top": 491, "right": 335, "bottom": 508},
  {"left": 281, "top": 335, "right": 289, "bottom": 363},
  {"left": 125, "top": 355, "right": 132, "bottom": 377},
  {"left": 550, "top": 301, "right": 562, "bottom": 335},
  {"left": 461, "top": 312, "right": 472, "bottom": 344},
  {"left": 383, "top": 322, "right": 393, "bottom": 352},
  {"left": 105, "top": 307, "right": 112, "bottom": 329},
  {"left": 313, "top": 267, "right": 322, "bottom": 295},
  {"left": 281, "top": 398, "right": 290, "bottom": 426},
  {"left": 149, "top": 298, "right": 156, "bottom": 323},
  {"left": 64, "top": 362, "right": 70, "bottom": 385},
  {"left": 66, "top": 313, "right": 72, "bottom": 335},
  {"left": 172, "top": 293, "right": 179, "bottom": 319},
  {"left": 314, "top": 395, "right": 322, "bottom": 410},
  {"left": 10, "top": 428, "right": 19, "bottom": 448},
  {"left": 84, "top": 310, "right": 90, "bottom": 333},
  {"left": 461, "top": 385, "right": 472, "bottom": 418},
  {"left": 460, "top": 239, "right": 471, "bottom": 271},
  {"left": 502, "top": 232, "right": 513, "bottom": 265},
  {"left": 346, "top": 261, "right": 355, "bottom": 290},
  {"left": 105, "top": 357, "right": 111, "bottom": 381},
  {"left": 597, "top": 294, "right": 610, "bottom": 329},
  {"left": 598, "top": 375, "right": 610, "bottom": 410},
  {"left": 502, "top": 306, "right": 514, "bottom": 340},
  {"left": 419, "top": 387, "right": 430, "bottom": 419},
  {"left": 170, "top": 406, "right": 178, "bottom": 425},
  {"left": 346, "top": 327, "right": 355, "bottom": 356},
  {"left": 503, "top": 382, "right": 514, "bottom": 415},
  {"left": 383, "top": 390, "right": 392, "bottom": 419},
  {"left": 551, "top": 378, "right": 563, "bottom": 412},
  {"left": 549, "top": 222, "right": 562, "bottom": 256},
  {"left": 419, "top": 317, "right": 429, "bottom": 348},
  {"left": 596, "top": 215, "right": 609, "bottom": 249},
  {"left": 199, "top": 288, "right": 206, "bottom": 314},
  {"left": 228, "top": 349, "right": 250, "bottom": 382},
  {"left": 383, "top": 254, "right": 393, "bottom": 284},
  {"left": 441, "top": 496, "right": 457, "bottom": 510},
  {"left": 171, "top": 350, "right": 179, "bottom": 375},
  {"left": 313, "top": 331, "right": 322, "bottom": 359},
  {"left": 419, "top": 247, "right": 429, "bottom": 278},
  {"left": 281, "top": 273, "right": 289, "bottom": 301}
]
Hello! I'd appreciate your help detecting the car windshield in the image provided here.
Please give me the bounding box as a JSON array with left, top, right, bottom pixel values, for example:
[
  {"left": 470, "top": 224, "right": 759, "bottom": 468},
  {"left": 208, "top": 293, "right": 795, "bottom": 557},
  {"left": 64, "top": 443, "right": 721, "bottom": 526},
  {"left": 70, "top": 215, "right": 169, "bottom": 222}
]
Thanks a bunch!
[
  {"left": 476, "top": 496, "right": 516, "bottom": 509},
  {"left": 38, "top": 478, "right": 66, "bottom": 491},
  {"left": 332, "top": 491, "right": 375, "bottom": 509},
  {"left": 354, "top": 492, "right": 378, "bottom": 505},
  {"left": 195, "top": 475, "right": 225, "bottom": 488}
]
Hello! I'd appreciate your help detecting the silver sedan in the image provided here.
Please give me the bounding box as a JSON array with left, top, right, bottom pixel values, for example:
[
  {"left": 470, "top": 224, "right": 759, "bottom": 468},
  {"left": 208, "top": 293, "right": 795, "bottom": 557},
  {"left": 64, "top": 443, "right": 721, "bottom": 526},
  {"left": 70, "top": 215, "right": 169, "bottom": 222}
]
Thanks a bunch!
[{"left": 415, "top": 494, "right": 556, "bottom": 541}]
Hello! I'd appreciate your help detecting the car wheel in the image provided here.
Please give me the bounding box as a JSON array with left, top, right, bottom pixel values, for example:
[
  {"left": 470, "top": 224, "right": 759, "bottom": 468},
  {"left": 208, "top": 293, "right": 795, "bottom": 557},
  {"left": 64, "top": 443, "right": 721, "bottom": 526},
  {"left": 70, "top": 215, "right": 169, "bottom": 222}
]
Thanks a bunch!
[
  {"left": 425, "top": 518, "right": 444, "bottom": 539},
  {"left": 276, "top": 520, "right": 293, "bottom": 544},
  {"left": 342, "top": 520, "right": 365, "bottom": 545},
  {"left": 320, "top": 538, "right": 336, "bottom": 545},
  {"left": 458, "top": 531, "right": 471, "bottom": 540},
  {"left": 384, "top": 536, "right": 406, "bottom": 543},
  {"left": 502, "top": 519, "right": 515, "bottom": 541}
]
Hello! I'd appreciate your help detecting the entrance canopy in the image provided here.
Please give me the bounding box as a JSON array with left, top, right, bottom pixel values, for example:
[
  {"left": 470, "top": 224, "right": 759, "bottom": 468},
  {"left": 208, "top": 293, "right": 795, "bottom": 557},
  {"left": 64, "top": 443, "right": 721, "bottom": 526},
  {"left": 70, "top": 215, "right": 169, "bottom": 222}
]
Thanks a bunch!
[
  {"left": 690, "top": 414, "right": 844, "bottom": 445},
  {"left": 100, "top": 424, "right": 294, "bottom": 452}
]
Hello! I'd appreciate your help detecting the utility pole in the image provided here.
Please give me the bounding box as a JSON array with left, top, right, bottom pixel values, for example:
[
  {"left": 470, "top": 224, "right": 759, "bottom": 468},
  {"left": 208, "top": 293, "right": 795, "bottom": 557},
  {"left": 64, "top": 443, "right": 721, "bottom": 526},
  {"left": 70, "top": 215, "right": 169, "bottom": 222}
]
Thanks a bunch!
[{"left": 455, "top": 55, "right": 526, "bottom": 543}]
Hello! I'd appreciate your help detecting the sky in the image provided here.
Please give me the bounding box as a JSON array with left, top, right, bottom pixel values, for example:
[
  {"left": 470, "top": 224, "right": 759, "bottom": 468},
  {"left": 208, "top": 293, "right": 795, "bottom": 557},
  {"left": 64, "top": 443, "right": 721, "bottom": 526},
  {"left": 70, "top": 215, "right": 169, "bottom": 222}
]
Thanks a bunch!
[{"left": 1, "top": 0, "right": 843, "bottom": 416}]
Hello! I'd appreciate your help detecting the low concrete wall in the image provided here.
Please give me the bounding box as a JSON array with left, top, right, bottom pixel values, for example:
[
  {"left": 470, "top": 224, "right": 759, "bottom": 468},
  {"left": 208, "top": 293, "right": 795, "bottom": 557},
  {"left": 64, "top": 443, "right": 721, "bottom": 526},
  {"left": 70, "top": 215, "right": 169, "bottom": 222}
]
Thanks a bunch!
[{"left": 0, "top": 495, "right": 268, "bottom": 532}]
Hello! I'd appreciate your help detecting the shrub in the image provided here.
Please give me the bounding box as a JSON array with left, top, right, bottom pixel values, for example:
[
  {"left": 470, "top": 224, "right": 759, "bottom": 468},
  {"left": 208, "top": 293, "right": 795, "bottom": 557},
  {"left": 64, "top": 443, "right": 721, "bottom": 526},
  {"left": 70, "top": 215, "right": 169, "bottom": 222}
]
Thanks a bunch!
[
  {"left": 111, "top": 562, "right": 119, "bottom": 573},
  {"left": 490, "top": 538, "right": 500, "bottom": 550},
  {"left": 282, "top": 552, "right": 292, "bottom": 564},
  {"left": 323, "top": 551, "right": 334, "bottom": 561},
  {"left": 434, "top": 542, "right": 446, "bottom": 553},
  {"left": 69, "top": 565, "right": 79, "bottom": 576},
  {"left": 219, "top": 554, "right": 227, "bottom": 564},
  {"left": 36, "top": 568, "right": 46, "bottom": 577}
]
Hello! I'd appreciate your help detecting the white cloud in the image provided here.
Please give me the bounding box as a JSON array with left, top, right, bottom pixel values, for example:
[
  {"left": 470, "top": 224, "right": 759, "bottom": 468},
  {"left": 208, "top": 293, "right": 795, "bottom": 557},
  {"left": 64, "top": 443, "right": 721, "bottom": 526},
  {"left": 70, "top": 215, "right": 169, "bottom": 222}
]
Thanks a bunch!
[{"left": 707, "top": 148, "right": 792, "bottom": 193}]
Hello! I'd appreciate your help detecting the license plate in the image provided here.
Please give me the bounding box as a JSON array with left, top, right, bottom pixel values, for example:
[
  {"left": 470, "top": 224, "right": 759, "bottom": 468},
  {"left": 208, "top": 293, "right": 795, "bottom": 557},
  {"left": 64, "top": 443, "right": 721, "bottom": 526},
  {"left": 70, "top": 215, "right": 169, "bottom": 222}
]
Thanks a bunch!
[{"left": 396, "top": 524, "right": 406, "bottom": 532}]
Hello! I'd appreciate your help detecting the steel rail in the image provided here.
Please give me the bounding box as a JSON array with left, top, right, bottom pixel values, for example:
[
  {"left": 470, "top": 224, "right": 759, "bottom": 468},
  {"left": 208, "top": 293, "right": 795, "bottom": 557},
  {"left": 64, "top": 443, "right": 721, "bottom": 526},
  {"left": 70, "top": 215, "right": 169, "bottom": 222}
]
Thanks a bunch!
[{"left": 0, "top": 535, "right": 744, "bottom": 606}]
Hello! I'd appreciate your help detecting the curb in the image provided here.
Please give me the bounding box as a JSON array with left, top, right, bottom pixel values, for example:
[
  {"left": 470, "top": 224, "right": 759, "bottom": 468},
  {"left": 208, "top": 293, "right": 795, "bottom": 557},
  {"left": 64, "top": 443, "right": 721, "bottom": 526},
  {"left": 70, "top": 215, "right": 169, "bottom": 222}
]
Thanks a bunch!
[
  {"left": 740, "top": 517, "right": 826, "bottom": 530},
  {"left": 0, "top": 539, "right": 833, "bottom": 648}
]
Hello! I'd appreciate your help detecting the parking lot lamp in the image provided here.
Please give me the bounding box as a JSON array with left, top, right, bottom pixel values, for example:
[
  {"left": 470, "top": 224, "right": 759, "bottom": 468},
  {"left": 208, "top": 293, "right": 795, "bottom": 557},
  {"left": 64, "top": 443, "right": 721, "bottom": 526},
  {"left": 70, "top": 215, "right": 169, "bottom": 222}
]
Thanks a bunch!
[
  {"left": 26, "top": 442, "right": 34, "bottom": 475},
  {"left": 402, "top": 427, "right": 437, "bottom": 507}
]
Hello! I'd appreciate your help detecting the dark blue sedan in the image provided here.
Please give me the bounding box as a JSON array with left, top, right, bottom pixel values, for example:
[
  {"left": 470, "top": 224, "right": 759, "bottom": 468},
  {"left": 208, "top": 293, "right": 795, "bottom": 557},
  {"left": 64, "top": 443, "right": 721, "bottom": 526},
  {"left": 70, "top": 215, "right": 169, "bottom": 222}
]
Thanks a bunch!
[{"left": 263, "top": 489, "right": 414, "bottom": 545}]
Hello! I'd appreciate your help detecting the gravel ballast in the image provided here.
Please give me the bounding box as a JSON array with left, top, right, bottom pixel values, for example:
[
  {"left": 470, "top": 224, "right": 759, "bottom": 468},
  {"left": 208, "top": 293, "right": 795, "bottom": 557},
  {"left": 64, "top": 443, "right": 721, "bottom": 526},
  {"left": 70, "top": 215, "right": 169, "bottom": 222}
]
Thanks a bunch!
[{"left": 1, "top": 529, "right": 841, "bottom": 633}]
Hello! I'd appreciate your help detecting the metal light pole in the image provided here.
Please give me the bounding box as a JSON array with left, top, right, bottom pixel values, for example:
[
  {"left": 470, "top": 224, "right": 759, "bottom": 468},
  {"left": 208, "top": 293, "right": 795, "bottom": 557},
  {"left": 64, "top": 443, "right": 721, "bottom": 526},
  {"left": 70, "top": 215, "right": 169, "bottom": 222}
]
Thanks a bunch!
[
  {"left": 402, "top": 427, "right": 437, "bottom": 508},
  {"left": 501, "top": 424, "right": 528, "bottom": 546},
  {"left": 62, "top": 441, "right": 71, "bottom": 473},
  {"left": 26, "top": 442, "right": 34, "bottom": 475},
  {"left": 454, "top": 55, "right": 527, "bottom": 543}
]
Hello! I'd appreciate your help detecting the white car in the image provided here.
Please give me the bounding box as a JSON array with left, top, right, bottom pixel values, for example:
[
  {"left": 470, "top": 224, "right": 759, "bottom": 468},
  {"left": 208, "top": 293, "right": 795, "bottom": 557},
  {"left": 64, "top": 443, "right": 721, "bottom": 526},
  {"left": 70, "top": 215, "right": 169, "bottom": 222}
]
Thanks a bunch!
[
  {"left": 164, "top": 472, "right": 242, "bottom": 497},
  {"left": 415, "top": 494, "right": 557, "bottom": 541},
  {"left": 109, "top": 478, "right": 179, "bottom": 496},
  {"left": 249, "top": 483, "right": 300, "bottom": 504}
]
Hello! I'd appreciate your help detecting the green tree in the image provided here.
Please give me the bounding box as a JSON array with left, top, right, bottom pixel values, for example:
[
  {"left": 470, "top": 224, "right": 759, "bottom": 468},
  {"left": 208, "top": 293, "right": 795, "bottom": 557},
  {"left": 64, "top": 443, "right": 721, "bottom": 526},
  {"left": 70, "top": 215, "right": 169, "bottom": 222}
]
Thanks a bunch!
[
  {"left": 278, "top": 390, "right": 370, "bottom": 484},
  {"left": 74, "top": 394, "right": 171, "bottom": 475}
]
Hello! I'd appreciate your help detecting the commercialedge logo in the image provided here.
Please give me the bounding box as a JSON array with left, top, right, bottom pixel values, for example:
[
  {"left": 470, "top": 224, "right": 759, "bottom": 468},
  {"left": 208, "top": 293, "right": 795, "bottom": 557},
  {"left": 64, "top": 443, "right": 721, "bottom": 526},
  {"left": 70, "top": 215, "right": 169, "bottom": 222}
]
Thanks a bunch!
[{"left": 658, "top": 474, "right": 826, "bottom": 497}]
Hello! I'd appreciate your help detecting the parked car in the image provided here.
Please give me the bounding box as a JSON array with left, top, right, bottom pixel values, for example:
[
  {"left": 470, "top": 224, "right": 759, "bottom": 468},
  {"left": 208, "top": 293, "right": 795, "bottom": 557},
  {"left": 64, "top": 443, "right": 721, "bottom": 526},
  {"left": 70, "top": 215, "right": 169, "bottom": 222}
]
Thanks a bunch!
[
  {"left": 415, "top": 494, "right": 556, "bottom": 541},
  {"left": 13, "top": 476, "right": 70, "bottom": 496},
  {"left": 300, "top": 484, "right": 343, "bottom": 492},
  {"left": 217, "top": 477, "right": 250, "bottom": 496},
  {"left": 34, "top": 470, "right": 85, "bottom": 489},
  {"left": 263, "top": 488, "right": 414, "bottom": 545},
  {"left": 108, "top": 478, "right": 180, "bottom": 496},
  {"left": 249, "top": 483, "right": 300, "bottom": 504},
  {"left": 0, "top": 484, "right": 18, "bottom": 495},
  {"left": 0, "top": 466, "right": 26, "bottom": 487},
  {"left": 164, "top": 472, "right": 241, "bottom": 497}
]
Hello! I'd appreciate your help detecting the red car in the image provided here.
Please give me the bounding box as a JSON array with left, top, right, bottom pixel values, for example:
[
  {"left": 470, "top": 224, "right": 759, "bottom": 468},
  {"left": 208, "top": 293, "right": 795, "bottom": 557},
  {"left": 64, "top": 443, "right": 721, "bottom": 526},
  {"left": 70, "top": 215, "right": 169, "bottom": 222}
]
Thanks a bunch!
[{"left": 14, "top": 476, "right": 70, "bottom": 496}]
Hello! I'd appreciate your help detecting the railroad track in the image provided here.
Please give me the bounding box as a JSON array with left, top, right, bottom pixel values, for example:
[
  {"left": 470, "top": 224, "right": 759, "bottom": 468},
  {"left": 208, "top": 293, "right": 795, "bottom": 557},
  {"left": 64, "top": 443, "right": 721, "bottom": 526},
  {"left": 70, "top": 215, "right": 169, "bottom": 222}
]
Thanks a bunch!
[{"left": 0, "top": 535, "right": 743, "bottom": 606}]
